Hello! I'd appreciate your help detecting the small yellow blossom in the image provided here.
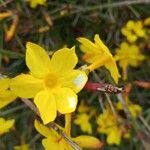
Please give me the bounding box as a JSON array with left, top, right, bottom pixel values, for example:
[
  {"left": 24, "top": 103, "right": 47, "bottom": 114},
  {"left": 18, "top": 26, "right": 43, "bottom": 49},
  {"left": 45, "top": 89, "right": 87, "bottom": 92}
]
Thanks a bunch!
[
  {"left": 77, "top": 100, "right": 90, "bottom": 113},
  {"left": 144, "top": 17, "right": 150, "bottom": 26},
  {"left": 121, "top": 20, "right": 146, "bottom": 43},
  {"left": 10, "top": 42, "right": 88, "bottom": 124},
  {"left": 35, "top": 114, "right": 102, "bottom": 149},
  {"left": 0, "top": 78, "right": 17, "bottom": 108},
  {"left": 116, "top": 98, "right": 142, "bottom": 118},
  {"left": 115, "top": 42, "right": 145, "bottom": 80},
  {"left": 74, "top": 113, "right": 92, "bottom": 134},
  {"left": 97, "top": 108, "right": 128, "bottom": 145},
  {"left": 28, "top": 0, "right": 46, "bottom": 8},
  {"left": 14, "top": 144, "right": 30, "bottom": 150},
  {"left": 0, "top": 117, "right": 15, "bottom": 135},
  {"left": 77, "top": 34, "right": 120, "bottom": 83}
]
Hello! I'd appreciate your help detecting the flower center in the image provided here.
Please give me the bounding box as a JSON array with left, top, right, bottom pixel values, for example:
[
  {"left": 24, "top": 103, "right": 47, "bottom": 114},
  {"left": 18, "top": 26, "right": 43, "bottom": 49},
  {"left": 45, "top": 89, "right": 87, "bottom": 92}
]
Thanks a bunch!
[{"left": 44, "top": 73, "right": 60, "bottom": 89}]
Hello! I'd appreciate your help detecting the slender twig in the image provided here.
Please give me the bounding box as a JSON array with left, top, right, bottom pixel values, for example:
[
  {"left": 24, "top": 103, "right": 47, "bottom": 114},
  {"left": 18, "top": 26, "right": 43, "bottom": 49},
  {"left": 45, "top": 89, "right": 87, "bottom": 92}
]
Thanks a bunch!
[
  {"left": 0, "top": 0, "right": 14, "bottom": 9},
  {"left": 139, "top": 115, "right": 150, "bottom": 133},
  {"left": 20, "top": 98, "right": 82, "bottom": 150},
  {"left": 105, "top": 93, "right": 117, "bottom": 117},
  {"left": 1, "top": 49, "right": 24, "bottom": 58},
  {"left": 71, "top": 0, "right": 150, "bottom": 14},
  {"left": 98, "top": 95, "right": 104, "bottom": 111},
  {"left": 0, "top": 104, "right": 27, "bottom": 116},
  {"left": 29, "top": 134, "right": 41, "bottom": 146},
  {"left": 49, "top": 122, "right": 82, "bottom": 150},
  {"left": 21, "top": 98, "right": 40, "bottom": 116},
  {"left": 117, "top": 94, "right": 131, "bottom": 119},
  {"left": 50, "top": 0, "right": 150, "bottom": 20}
]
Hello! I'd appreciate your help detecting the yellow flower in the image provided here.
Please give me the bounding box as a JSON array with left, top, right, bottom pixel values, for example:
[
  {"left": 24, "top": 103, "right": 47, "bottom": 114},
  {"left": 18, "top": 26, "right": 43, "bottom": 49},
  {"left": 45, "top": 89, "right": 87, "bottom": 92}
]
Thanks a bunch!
[
  {"left": 35, "top": 114, "right": 102, "bottom": 149},
  {"left": 77, "top": 100, "right": 90, "bottom": 113},
  {"left": 0, "top": 78, "right": 17, "bottom": 108},
  {"left": 115, "top": 42, "right": 145, "bottom": 80},
  {"left": 121, "top": 20, "right": 146, "bottom": 43},
  {"left": 97, "top": 108, "right": 127, "bottom": 145},
  {"left": 10, "top": 42, "right": 88, "bottom": 124},
  {"left": 0, "top": 117, "right": 15, "bottom": 135},
  {"left": 74, "top": 113, "right": 92, "bottom": 134},
  {"left": 14, "top": 144, "right": 30, "bottom": 150},
  {"left": 77, "top": 34, "right": 120, "bottom": 83},
  {"left": 144, "top": 17, "right": 150, "bottom": 26},
  {"left": 28, "top": 0, "right": 46, "bottom": 8},
  {"left": 116, "top": 98, "right": 142, "bottom": 118}
]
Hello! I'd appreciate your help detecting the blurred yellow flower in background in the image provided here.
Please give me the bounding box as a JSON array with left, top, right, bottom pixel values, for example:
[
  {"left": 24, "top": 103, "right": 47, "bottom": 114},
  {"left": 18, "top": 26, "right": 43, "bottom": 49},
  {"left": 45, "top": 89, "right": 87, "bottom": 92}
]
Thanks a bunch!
[
  {"left": 0, "top": 11, "right": 12, "bottom": 20},
  {"left": 77, "top": 34, "right": 120, "bottom": 83},
  {"left": 116, "top": 98, "right": 142, "bottom": 118},
  {"left": 74, "top": 113, "right": 92, "bottom": 134},
  {"left": 14, "top": 144, "right": 30, "bottom": 150},
  {"left": 121, "top": 20, "right": 146, "bottom": 43},
  {"left": 35, "top": 114, "right": 103, "bottom": 150},
  {"left": 97, "top": 108, "right": 129, "bottom": 145},
  {"left": 0, "top": 78, "right": 17, "bottom": 109},
  {"left": 77, "top": 100, "right": 90, "bottom": 113},
  {"left": 144, "top": 17, "right": 150, "bottom": 26},
  {"left": 28, "top": 0, "right": 46, "bottom": 8},
  {"left": 10, "top": 42, "right": 87, "bottom": 124},
  {"left": 0, "top": 118, "right": 15, "bottom": 135},
  {"left": 115, "top": 42, "right": 145, "bottom": 80}
]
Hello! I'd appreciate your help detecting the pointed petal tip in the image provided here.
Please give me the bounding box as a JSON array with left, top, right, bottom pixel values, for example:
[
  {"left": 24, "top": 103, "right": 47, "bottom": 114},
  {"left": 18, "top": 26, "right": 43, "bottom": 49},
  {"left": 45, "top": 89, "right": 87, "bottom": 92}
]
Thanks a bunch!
[
  {"left": 26, "top": 41, "right": 33, "bottom": 47},
  {"left": 76, "top": 37, "right": 83, "bottom": 42},
  {"left": 71, "top": 46, "right": 75, "bottom": 51}
]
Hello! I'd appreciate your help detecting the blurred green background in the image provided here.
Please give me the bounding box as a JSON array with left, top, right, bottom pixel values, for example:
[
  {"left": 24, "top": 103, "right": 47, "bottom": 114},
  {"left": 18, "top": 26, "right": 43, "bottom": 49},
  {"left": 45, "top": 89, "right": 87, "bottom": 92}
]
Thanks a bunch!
[{"left": 0, "top": 0, "right": 150, "bottom": 150}]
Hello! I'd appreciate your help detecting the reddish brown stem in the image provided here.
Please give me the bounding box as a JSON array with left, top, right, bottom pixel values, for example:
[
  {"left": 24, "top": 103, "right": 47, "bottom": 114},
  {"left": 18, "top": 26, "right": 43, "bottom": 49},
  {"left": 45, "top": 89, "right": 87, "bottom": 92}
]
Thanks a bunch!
[{"left": 84, "top": 81, "right": 124, "bottom": 94}]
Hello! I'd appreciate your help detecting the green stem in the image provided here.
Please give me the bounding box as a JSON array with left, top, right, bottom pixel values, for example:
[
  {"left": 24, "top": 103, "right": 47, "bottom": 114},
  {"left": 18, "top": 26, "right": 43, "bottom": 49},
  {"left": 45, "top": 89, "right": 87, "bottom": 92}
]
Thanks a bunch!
[{"left": 0, "top": 104, "right": 27, "bottom": 116}]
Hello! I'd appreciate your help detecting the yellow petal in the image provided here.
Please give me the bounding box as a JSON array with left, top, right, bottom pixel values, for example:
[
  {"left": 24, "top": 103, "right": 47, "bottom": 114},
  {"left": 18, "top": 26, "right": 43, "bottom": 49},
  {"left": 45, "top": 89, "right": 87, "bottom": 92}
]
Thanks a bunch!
[
  {"left": 34, "top": 120, "right": 58, "bottom": 138},
  {"left": 14, "top": 144, "right": 30, "bottom": 150},
  {"left": 105, "top": 59, "right": 120, "bottom": 83},
  {"left": 74, "top": 113, "right": 92, "bottom": 134},
  {"left": 0, "top": 78, "right": 10, "bottom": 91},
  {"left": 10, "top": 74, "right": 43, "bottom": 98},
  {"left": 0, "top": 90, "right": 16, "bottom": 108},
  {"left": 50, "top": 47, "right": 78, "bottom": 73},
  {"left": 61, "top": 70, "right": 88, "bottom": 93},
  {"left": 26, "top": 42, "right": 51, "bottom": 78},
  {"left": 34, "top": 90, "right": 57, "bottom": 124},
  {"left": 77, "top": 37, "right": 99, "bottom": 53},
  {"left": 126, "top": 20, "right": 134, "bottom": 30},
  {"left": 29, "top": 0, "right": 46, "bottom": 8},
  {"left": 82, "top": 52, "right": 100, "bottom": 64},
  {"left": 0, "top": 118, "right": 15, "bottom": 135},
  {"left": 54, "top": 88, "right": 77, "bottom": 114},
  {"left": 107, "top": 128, "right": 121, "bottom": 145},
  {"left": 94, "top": 34, "right": 112, "bottom": 55},
  {"left": 129, "top": 104, "right": 142, "bottom": 118},
  {"left": 73, "top": 135, "right": 103, "bottom": 149},
  {"left": 0, "top": 11, "right": 12, "bottom": 20},
  {"left": 87, "top": 53, "right": 110, "bottom": 71},
  {"left": 144, "top": 17, "right": 150, "bottom": 26},
  {"left": 42, "top": 138, "right": 62, "bottom": 150}
]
